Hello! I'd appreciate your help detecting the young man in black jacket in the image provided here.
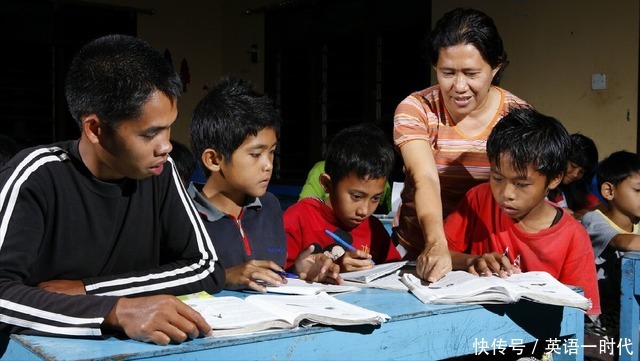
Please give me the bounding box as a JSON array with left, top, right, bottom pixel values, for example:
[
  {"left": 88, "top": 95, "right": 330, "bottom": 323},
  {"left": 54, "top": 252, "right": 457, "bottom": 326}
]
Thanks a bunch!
[{"left": 0, "top": 34, "right": 224, "bottom": 345}]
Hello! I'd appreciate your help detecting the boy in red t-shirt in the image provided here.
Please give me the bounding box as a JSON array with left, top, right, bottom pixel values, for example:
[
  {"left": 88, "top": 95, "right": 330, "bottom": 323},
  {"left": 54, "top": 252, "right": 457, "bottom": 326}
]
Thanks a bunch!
[
  {"left": 445, "top": 108, "right": 600, "bottom": 316},
  {"left": 284, "top": 124, "right": 401, "bottom": 278}
]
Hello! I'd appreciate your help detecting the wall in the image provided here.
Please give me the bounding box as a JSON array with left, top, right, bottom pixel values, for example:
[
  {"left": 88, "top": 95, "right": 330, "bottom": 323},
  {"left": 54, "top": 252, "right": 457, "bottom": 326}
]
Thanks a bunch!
[
  {"left": 85, "top": 0, "right": 639, "bottom": 158},
  {"left": 432, "top": 0, "right": 639, "bottom": 159},
  {"left": 89, "top": 0, "right": 278, "bottom": 144},
  {"left": 90, "top": 0, "right": 224, "bottom": 144}
]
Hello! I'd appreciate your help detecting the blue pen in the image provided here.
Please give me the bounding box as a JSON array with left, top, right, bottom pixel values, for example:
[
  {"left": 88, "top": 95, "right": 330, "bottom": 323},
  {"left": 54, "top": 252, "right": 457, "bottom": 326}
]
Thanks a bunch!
[
  {"left": 275, "top": 270, "right": 299, "bottom": 279},
  {"left": 324, "top": 229, "right": 375, "bottom": 264}
]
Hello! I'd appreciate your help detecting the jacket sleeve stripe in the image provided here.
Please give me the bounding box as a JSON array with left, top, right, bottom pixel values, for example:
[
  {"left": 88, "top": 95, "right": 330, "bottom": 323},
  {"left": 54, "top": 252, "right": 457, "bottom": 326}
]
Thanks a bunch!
[
  {"left": 168, "top": 157, "right": 219, "bottom": 263},
  {"left": 85, "top": 263, "right": 205, "bottom": 292},
  {"left": 0, "top": 299, "right": 104, "bottom": 325},
  {"left": 85, "top": 159, "right": 219, "bottom": 294},
  {"left": 0, "top": 149, "right": 64, "bottom": 250},
  {"left": 91, "top": 269, "right": 216, "bottom": 296},
  {"left": 0, "top": 314, "right": 102, "bottom": 337}
]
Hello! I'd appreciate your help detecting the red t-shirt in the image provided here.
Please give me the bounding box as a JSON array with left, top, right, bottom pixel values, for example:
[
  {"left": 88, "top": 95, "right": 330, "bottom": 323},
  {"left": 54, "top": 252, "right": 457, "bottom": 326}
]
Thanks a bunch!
[
  {"left": 445, "top": 183, "right": 601, "bottom": 315},
  {"left": 548, "top": 191, "right": 600, "bottom": 210},
  {"left": 284, "top": 197, "right": 401, "bottom": 269}
]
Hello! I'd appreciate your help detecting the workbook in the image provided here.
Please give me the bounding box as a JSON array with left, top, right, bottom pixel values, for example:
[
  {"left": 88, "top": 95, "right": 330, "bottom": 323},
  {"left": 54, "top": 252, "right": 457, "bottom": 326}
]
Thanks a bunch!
[
  {"left": 342, "top": 271, "right": 408, "bottom": 291},
  {"left": 183, "top": 292, "right": 390, "bottom": 336},
  {"left": 340, "top": 261, "right": 407, "bottom": 283},
  {"left": 401, "top": 271, "right": 591, "bottom": 311},
  {"left": 265, "top": 278, "right": 360, "bottom": 295}
]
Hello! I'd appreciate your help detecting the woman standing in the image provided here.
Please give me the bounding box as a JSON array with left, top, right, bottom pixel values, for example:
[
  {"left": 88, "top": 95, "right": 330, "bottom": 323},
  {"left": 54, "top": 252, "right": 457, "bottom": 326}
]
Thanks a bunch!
[{"left": 393, "top": 8, "right": 530, "bottom": 281}]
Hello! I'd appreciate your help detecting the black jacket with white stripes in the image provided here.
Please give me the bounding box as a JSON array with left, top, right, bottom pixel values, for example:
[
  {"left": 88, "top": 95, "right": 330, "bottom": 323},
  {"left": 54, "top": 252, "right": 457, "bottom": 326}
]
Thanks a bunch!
[{"left": 0, "top": 141, "right": 224, "bottom": 337}]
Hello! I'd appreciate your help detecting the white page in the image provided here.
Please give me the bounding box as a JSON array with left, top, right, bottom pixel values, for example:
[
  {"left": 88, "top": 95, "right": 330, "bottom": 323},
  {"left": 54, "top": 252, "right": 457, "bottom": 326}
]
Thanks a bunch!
[
  {"left": 402, "top": 272, "right": 512, "bottom": 303},
  {"left": 343, "top": 271, "right": 408, "bottom": 291},
  {"left": 403, "top": 271, "right": 590, "bottom": 310},
  {"left": 340, "top": 261, "right": 407, "bottom": 283},
  {"left": 245, "top": 292, "right": 390, "bottom": 326},
  {"left": 503, "top": 271, "right": 591, "bottom": 310},
  {"left": 265, "top": 278, "right": 359, "bottom": 295},
  {"left": 184, "top": 296, "right": 288, "bottom": 330}
]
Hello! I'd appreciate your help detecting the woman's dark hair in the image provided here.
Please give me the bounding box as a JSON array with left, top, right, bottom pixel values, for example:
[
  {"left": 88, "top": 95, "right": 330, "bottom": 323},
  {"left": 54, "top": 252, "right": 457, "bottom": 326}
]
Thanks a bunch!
[
  {"left": 550, "top": 134, "right": 599, "bottom": 210},
  {"left": 426, "top": 8, "right": 508, "bottom": 85}
]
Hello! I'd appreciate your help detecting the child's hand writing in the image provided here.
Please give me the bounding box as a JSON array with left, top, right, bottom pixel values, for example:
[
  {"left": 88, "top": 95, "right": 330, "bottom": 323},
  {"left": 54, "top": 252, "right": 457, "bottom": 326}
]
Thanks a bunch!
[
  {"left": 337, "top": 250, "right": 374, "bottom": 272},
  {"left": 468, "top": 252, "right": 517, "bottom": 278},
  {"left": 293, "top": 245, "right": 343, "bottom": 284},
  {"left": 224, "top": 260, "right": 288, "bottom": 292}
]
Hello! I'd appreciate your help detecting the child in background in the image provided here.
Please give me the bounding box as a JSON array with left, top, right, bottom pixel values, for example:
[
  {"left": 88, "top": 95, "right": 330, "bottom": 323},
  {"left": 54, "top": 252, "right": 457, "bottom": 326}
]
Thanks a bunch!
[
  {"left": 581, "top": 150, "right": 640, "bottom": 340},
  {"left": 445, "top": 108, "right": 600, "bottom": 316},
  {"left": 0, "top": 134, "right": 20, "bottom": 168},
  {"left": 548, "top": 133, "right": 600, "bottom": 219},
  {"left": 284, "top": 124, "right": 401, "bottom": 275},
  {"left": 298, "top": 160, "right": 393, "bottom": 214},
  {"left": 169, "top": 139, "right": 195, "bottom": 186},
  {"left": 189, "top": 76, "right": 340, "bottom": 292}
]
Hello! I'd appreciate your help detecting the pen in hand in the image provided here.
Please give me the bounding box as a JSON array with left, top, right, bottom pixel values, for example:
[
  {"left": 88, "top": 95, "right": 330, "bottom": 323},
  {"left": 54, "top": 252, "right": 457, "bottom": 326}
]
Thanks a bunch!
[
  {"left": 324, "top": 229, "right": 375, "bottom": 265},
  {"left": 274, "top": 270, "right": 299, "bottom": 279}
]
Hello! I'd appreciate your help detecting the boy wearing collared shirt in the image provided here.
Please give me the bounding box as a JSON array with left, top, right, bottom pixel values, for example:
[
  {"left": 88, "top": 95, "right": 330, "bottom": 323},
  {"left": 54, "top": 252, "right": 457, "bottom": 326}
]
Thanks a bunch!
[{"left": 189, "top": 76, "right": 340, "bottom": 292}]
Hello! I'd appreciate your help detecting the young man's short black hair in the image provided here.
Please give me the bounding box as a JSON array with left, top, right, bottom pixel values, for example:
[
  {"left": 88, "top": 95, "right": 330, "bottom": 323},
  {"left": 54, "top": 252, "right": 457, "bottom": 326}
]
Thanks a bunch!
[
  {"left": 596, "top": 150, "right": 640, "bottom": 190},
  {"left": 324, "top": 123, "right": 394, "bottom": 184},
  {"left": 65, "top": 34, "right": 182, "bottom": 128},
  {"left": 487, "top": 107, "right": 570, "bottom": 184},
  {"left": 190, "top": 76, "right": 281, "bottom": 177}
]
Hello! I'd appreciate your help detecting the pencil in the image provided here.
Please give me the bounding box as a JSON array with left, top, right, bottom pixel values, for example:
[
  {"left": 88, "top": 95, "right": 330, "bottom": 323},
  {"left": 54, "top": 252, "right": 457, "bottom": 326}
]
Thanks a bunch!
[
  {"left": 274, "top": 270, "right": 299, "bottom": 279},
  {"left": 324, "top": 229, "right": 375, "bottom": 264},
  {"left": 324, "top": 229, "right": 356, "bottom": 251}
]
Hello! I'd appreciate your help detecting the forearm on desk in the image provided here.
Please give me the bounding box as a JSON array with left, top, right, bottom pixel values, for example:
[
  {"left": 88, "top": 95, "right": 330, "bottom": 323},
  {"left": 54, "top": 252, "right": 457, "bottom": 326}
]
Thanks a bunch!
[{"left": 84, "top": 258, "right": 225, "bottom": 297}]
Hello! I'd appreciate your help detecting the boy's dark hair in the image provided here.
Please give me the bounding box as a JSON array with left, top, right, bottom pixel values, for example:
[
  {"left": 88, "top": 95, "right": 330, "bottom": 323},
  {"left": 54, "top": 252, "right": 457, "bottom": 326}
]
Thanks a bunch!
[
  {"left": 487, "top": 107, "right": 570, "bottom": 184},
  {"left": 169, "top": 140, "right": 195, "bottom": 184},
  {"left": 596, "top": 151, "right": 640, "bottom": 190},
  {"left": 427, "top": 8, "right": 508, "bottom": 85},
  {"left": 324, "top": 123, "right": 394, "bottom": 184},
  {"left": 190, "top": 76, "right": 281, "bottom": 177},
  {"left": 0, "top": 134, "right": 20, "bottom": 168},
  {"left": 550, "top": 133, "right": 599, "bottom": 210},
  {"left": 65, "top": 34, "right": 182, "bottom": 128},
  {"left": 569, "top": 133, "right": 599, "bottom": 176}
]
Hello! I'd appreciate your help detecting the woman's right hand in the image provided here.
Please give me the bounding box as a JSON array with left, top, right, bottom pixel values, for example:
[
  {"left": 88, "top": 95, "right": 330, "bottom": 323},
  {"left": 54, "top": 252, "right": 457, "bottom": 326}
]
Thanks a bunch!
[
  {"left": 416, "top": 239, "right": 452, "bottom": 282},
  {"left": 399, "top": 140, "right": 452, "bottom": 283}
]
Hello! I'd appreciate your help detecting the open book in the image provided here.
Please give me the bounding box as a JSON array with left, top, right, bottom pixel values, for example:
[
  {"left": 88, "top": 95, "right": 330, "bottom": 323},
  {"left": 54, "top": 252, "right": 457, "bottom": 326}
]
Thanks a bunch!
[
  {"left": 183, "top": 292, "right": 390, "bottom": 337},
  {"left": 340, "top": 261, "right": 407, "bottom": 283},
  {"left": 401, "top": 271, "right": 591, "bottom": 311}
]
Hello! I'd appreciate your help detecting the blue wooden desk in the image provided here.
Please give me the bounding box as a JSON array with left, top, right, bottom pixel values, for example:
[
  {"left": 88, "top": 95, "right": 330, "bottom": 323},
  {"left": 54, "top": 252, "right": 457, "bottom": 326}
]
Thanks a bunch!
[
  {"left": 620, "top": 251, "right": 640, "bottom": 361},
  {"left": 1, "top": 288, "right": 584, "bottom": 361}
]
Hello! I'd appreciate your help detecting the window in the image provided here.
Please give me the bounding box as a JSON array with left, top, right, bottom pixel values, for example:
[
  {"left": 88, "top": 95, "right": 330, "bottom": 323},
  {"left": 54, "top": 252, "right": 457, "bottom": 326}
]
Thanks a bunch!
[{"left": 264, "top": 0, "right": 430, "bottom": 184}]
